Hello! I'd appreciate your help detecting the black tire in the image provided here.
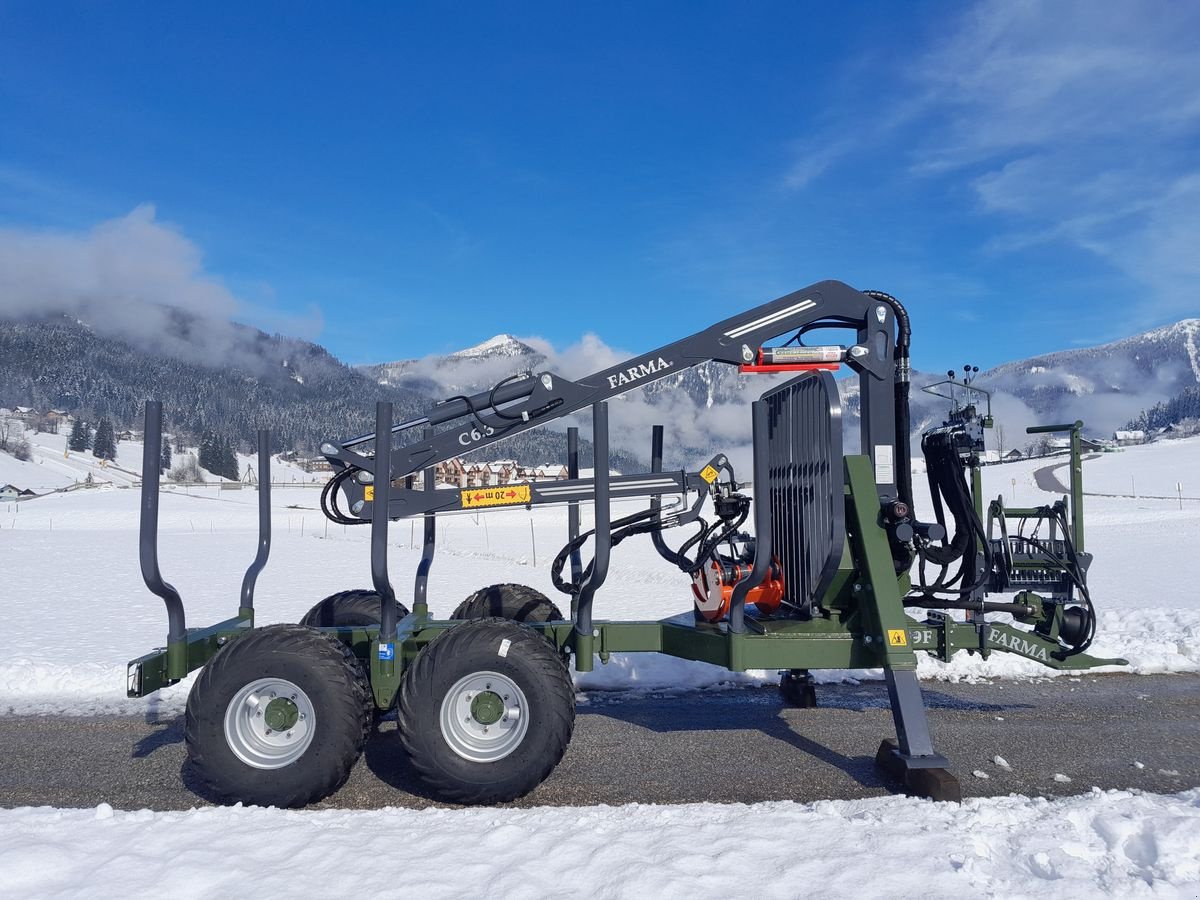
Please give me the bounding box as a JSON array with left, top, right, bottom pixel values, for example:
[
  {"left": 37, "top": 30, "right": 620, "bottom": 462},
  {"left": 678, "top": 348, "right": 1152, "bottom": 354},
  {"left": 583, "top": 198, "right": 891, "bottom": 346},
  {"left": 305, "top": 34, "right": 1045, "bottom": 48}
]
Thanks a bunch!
[
  {"left": 398, "top": 618, "right": 575, "bottom": 804},
  {"left": 450, "top": 583, "right": 563, "bottom": 623},
  {"left": 185, "top": 624, "right": 372, "bottom": 808},
  {"left": 299, "top": 588, "right": 410, "bottom": 628}
]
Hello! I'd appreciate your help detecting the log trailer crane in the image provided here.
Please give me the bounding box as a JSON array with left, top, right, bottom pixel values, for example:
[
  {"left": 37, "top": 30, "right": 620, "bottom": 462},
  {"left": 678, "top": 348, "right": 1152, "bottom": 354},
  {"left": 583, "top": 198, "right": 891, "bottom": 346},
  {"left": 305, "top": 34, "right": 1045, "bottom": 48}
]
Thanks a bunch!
[{"left": 127, "top": 280, "right": 1121, "bottom": 807}]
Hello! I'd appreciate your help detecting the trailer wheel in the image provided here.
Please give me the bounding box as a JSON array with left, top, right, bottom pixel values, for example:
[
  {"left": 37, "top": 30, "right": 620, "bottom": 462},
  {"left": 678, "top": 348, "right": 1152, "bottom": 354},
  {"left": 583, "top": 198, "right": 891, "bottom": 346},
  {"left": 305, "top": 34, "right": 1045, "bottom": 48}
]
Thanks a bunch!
[
  {"left": 299, "top": 589, "right": 410, "bottom": 628},
  {"left": 398, "top": 618, "right": 575, "bottom": 804},
  {"left": 450, "top": 583, "right": 563, "bottom": 623},
  {"left": 185, "top": 624, "right": 372, "bottom": 808}
]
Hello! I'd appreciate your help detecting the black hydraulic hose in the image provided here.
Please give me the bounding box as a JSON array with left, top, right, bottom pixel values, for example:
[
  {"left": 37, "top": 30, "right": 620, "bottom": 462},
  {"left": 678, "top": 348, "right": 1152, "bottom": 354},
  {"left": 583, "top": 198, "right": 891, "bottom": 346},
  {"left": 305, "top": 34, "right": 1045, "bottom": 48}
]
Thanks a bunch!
[{"left": 907, "top": 598, "right": 1032, "bottom": 616}]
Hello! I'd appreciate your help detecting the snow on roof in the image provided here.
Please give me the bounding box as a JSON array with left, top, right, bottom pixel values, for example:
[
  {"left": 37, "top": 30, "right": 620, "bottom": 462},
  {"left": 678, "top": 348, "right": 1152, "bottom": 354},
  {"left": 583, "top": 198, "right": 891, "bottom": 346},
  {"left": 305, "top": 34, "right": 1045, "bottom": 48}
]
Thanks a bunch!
[{"left": 1114, "top": 430, "right": 1145, "bottom": 440}]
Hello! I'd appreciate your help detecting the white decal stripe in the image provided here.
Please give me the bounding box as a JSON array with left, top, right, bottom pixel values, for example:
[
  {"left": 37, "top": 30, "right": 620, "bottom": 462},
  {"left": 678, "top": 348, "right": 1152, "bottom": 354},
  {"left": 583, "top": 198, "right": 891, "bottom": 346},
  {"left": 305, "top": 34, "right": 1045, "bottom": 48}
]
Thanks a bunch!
[
  {"left": 724, "top": 299, "right": 816, "bottom": 339},
  {"left": 536, "top": 478, "right": 679, "bottom": 496}
]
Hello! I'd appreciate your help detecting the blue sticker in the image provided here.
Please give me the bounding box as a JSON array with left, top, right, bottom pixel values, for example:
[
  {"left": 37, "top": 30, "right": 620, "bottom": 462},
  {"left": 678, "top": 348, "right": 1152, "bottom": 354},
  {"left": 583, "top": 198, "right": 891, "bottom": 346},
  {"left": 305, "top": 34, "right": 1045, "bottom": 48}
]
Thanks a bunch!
[{"left": 378, "top": 643, "right": 395, "bottom": 661}]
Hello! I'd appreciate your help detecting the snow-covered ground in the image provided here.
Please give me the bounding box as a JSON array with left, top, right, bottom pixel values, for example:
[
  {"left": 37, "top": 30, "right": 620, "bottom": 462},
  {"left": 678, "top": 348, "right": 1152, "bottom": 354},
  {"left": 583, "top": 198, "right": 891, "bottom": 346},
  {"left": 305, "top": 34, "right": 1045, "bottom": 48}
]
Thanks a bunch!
[
  {"left": 2, "top": 430, "right": 1198, "bottom": 898},
  {"left": 1, "top": 434, "right": 1198, "bottom": 714},
  {"left": 2, "top": 790, "right": 1197, "bottom": 898}
]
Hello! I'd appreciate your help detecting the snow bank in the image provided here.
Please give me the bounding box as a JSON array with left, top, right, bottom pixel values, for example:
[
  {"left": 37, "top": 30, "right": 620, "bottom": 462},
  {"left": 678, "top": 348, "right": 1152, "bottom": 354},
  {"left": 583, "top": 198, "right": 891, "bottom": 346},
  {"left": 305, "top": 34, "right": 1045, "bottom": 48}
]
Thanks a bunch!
[{"left": 1, "top": 790, "right": 1197, "bottom": 898}]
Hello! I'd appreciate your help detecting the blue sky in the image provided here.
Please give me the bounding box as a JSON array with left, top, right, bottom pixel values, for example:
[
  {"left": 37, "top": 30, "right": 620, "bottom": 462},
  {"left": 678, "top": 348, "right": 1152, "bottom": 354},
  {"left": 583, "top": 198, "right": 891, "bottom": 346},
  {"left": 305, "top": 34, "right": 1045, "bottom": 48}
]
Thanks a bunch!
[{"left": 1, "top": 1, "right": 1198, "bottom": 371}]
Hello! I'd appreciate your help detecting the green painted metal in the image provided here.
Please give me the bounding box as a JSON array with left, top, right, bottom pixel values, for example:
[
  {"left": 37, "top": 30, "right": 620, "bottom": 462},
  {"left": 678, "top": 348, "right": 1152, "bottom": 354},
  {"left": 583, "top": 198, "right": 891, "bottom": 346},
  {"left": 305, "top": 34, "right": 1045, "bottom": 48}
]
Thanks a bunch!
[
  {"left": 264, "top": 696, "right": 299, "bottom": 731},
  {"left": 842, "top": 455, "right": 918, "bottom": 670},
  {"left": 126, "top": 613, "right": 253, "bottom": 698},
  {"left": 127, "top": 445, "right": 1122, "bottom": 710},
  {"left": 471, "top": 691, "right": 504, "bottom": 725}
]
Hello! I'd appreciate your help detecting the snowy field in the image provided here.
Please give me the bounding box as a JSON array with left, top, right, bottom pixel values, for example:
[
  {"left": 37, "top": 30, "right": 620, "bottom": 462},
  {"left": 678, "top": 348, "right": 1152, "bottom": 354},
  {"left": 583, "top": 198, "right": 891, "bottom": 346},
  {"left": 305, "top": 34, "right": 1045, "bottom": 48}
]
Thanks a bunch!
[
  {"left": 2, "top": 432, "right": 1197, "bottom": 715},
  {"left": 2, "top": 431, "right": 1198, "bottom": 898}
]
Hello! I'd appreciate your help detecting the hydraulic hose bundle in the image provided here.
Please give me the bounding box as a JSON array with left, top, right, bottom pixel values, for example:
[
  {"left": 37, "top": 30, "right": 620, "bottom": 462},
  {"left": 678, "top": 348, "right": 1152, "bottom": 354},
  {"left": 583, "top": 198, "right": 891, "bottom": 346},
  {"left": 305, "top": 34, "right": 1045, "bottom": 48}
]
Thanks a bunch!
[{"left": 911, "top": 427, "right": 994, "bottom": 601}]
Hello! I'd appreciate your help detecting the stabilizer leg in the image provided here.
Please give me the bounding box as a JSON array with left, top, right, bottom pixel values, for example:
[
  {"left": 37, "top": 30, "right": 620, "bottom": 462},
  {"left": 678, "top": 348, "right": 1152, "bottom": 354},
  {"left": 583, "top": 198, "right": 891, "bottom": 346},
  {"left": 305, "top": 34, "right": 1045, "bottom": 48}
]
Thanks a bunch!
[
  {"left": 876, "top": 669, "right": 961, "bottom": 802},
  {"left": 843, "top": 455, "right": 961, "bottom": 802},
  {"left": 779, "top": 669, "right": 818, "bottom": 708}
]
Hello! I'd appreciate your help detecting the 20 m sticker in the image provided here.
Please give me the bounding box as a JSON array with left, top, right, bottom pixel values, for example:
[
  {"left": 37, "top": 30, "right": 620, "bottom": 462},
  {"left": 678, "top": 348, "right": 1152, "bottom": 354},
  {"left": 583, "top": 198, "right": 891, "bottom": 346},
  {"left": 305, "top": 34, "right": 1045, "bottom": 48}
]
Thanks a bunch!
[{"left": 462, "top": 484, "right": 532, "bottom": 509}]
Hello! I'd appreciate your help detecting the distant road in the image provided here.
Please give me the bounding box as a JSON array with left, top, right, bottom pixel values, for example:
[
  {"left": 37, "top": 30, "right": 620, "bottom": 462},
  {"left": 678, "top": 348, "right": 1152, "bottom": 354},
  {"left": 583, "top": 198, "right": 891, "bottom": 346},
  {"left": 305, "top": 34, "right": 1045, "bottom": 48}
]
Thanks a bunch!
[
  {"left": 1033, "top": 455, "right": 1198, "bottom": 501},
  {"left": 1, "top": 675, "right": 1196, "bottom": 811}
]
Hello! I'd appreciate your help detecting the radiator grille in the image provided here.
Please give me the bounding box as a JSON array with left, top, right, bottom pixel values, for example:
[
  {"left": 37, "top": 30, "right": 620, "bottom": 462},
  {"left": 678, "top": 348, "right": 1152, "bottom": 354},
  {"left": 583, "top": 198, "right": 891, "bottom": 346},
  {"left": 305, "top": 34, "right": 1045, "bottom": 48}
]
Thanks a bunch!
[{"left": 761, "top": 371, "right": 844, "bottom": 617}]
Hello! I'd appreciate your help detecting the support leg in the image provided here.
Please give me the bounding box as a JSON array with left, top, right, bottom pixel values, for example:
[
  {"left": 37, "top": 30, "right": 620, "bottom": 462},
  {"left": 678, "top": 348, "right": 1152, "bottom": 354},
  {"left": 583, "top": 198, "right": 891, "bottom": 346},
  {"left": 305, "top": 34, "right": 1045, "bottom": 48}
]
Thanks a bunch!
[
  {"left": 779, "top": 670, "right": 818, "bottom": 708},
  {"left": 843, "top": 455, "right": 961, "bottom": 802}
]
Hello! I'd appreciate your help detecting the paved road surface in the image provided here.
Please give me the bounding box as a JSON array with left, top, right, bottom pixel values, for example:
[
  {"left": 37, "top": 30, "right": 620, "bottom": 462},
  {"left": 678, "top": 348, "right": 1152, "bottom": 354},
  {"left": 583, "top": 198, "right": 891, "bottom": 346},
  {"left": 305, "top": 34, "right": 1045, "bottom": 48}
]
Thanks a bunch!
[{"left": 1, "top": 674, "right": 1196, "bottom": 810}]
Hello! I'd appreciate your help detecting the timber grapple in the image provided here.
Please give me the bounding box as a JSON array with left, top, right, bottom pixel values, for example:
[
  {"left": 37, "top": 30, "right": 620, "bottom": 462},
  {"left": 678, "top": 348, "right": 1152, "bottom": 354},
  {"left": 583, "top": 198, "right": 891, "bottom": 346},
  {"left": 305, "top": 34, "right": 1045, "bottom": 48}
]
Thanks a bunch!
[{"left": 128, "top": 280, "right": 1122, "bottom": 807}]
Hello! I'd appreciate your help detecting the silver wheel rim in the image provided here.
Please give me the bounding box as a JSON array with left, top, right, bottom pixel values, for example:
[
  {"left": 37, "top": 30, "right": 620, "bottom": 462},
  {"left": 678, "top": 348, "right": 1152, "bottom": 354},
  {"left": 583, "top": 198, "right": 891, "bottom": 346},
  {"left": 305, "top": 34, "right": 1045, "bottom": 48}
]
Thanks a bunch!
[
  {"left": 223, "top": 678, "right": 316, "bottom": 769},
  {"left": 439, "top": 671, "right": 529, "bottom": 763}
]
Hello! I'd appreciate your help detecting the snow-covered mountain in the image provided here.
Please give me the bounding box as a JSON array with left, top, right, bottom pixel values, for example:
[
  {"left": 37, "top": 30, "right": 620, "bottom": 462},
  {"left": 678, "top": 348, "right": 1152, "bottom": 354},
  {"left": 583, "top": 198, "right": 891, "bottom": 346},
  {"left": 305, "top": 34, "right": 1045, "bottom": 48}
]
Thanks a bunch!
[
  {"left": 980, "top": 319, "right": 1200, "bottom": 434},
  {"left": 359, "top": 318, "right": 1200, "bottom": 463},
  {"left": 362, "top": 334, "right": 549, "bottom": 396}
]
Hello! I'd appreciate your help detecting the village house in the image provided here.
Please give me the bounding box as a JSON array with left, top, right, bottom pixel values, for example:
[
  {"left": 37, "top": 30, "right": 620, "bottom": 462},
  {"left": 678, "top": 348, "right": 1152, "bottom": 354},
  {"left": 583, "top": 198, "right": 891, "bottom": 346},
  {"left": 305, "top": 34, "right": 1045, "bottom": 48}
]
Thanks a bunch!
[
  {"left": 1113, "top": 430, "right": 1146, "bottom": 446},
  {"left": 0, "top": 484, "right": 36, "bottom": 502}
]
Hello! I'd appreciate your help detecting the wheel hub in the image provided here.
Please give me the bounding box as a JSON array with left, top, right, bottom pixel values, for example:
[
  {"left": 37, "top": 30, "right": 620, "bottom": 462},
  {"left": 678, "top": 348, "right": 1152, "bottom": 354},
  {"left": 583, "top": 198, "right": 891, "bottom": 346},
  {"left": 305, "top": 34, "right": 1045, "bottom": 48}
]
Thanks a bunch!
[
  {"left": 439, "top": 671, "right": 529, "bottom": 763},
  {"left": 223, "top": 678, "right": 316, "bottom": 769},
  {"left": 264, "top": 697, "right": 299, "bottom": 731},
  {"left": 470, "top": 691, "right": 504, "bottom": 725}
]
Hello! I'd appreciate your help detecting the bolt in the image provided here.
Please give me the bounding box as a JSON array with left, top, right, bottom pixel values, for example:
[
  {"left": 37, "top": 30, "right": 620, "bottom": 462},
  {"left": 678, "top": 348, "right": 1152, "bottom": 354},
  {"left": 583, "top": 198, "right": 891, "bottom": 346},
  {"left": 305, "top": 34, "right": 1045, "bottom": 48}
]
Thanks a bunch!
[
  {"left": 256, "top": 710, "right": 263, "bottom": 717},
  {"left": 483, "top": 726, "right": 489, "bottom": 734},
  {"left": 299, "top": 713, "right": 306, "bottom": 720},
  {"left": 853, "top": 583, "right": 862, "bottom": 593},
  {"left": 291, "top": 694, "right": 297, "bottom": 701},
  {"left": 270, "top": 692, "right": 276, "bottom": 699},
  {"left": 540, "top": 374, "right": 553, "bottom": 390},
  {"left": 464, "top": 716, "right": 471, "bottom": 723},
  {"left": 265, "top": 729, "right": 272, "bottom": 735},
  {"left": 502, "top": 717, "right": 508, "bottom": 723},
  {"left": 485, "top": 683, "right": 491, "bottom": 689},
  {"left": 503, "top": 694, "right": 509, "bottom": 701},
  {"left": 286, "top": 731, "right": 293, "bottom": 738}
]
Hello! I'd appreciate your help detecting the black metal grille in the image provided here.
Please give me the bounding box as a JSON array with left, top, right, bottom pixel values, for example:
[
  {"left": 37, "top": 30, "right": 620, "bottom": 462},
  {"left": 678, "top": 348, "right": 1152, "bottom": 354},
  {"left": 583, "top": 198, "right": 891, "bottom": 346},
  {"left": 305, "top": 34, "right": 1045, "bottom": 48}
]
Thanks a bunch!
[{"left": 761, "top": 371, "right": 844, "bottom": 617}]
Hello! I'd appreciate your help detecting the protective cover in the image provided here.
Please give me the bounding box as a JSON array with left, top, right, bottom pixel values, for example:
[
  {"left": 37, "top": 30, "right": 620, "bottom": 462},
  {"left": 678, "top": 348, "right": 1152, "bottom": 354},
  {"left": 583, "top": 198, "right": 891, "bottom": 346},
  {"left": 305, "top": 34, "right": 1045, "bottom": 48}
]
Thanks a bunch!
[{"left": 760, "top": 370, "right": 845, "bottom": 617}]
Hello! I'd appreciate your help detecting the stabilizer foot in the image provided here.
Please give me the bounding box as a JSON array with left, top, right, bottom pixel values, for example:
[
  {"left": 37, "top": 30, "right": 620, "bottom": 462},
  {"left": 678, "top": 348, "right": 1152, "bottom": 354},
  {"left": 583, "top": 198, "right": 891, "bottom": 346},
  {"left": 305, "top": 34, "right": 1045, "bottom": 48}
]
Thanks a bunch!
[
  {"left": 875, "top": 739, "right": 962, "bottom": 802},
  {"left": 779, "top": 670, "right": 817, "bottom": 708}
]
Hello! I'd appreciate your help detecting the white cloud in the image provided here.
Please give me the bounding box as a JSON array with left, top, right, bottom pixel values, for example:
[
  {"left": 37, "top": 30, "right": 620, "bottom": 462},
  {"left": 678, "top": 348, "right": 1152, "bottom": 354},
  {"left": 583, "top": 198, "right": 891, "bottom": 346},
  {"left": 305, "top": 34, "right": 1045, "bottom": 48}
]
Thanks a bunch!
[
  {"left": 904, "top": 0, "right": 1200, "bottom": 321},
  {"left": 0, "top": 205, "right": 324, "bottom": 365},
  {"left": 778, "top": 0, "right": 1200, "bottom": 325}
]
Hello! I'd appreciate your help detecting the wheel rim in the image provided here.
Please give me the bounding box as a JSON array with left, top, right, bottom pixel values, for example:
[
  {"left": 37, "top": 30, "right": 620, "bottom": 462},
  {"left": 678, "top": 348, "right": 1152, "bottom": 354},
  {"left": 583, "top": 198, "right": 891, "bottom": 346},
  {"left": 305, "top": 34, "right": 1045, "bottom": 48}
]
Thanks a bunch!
[
  {"left": 224, "top": 678, "right": 316, "bottom": 769},
  {"left": 438, "top": 671, "right": 529, "bottom": 763}
]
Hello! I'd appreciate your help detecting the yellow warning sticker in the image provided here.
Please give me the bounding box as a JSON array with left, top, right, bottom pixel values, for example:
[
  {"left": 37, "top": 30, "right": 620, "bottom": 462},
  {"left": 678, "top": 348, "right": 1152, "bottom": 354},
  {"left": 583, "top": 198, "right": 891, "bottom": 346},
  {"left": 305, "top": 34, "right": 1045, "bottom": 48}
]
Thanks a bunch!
[
  {"left": 887, "top": 629, "right": 908, "bottom": 647},
  {"left": 700, "top": 465, "right": 719, "bottom": 483},
  {"left": 364, "top": 485, "right": 374, "bottom": 502},
  {"left": 462, "top": 484, "right": 532, "bottom": 508}
]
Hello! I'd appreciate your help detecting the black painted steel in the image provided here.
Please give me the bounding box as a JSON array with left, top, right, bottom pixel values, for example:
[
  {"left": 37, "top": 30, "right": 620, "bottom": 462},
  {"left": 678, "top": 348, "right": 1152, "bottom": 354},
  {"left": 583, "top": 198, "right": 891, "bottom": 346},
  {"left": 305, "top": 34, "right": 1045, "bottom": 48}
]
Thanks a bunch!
[
  {"left": 728, "top": 400, "right": 772, "bottom": 634},
  {"left": 238, "top": 429, "right": 272, "bottom": 611},
  {"left": 139, "top": 401, "right": 186, "bottom": 644},
  {"left": 760, "top": 372, "right": 845, "bottom": 617},
  {"left": 321, "top": 281, "right": 901, "bottom": 508},
  {"left": 649, "top": 425, "right": 683, "bottom": 567},
  {"left": 371, "top": 402, "right": 399, "bottom": 640},
  {"left": 574, "top": 403, "right": 610, "bottom": 641},
  {"left": 413, "top": 429, "right": 435, "bottom": 617},
  {"left": 567, "top": 427, "right": 582, "bottom": 616}
]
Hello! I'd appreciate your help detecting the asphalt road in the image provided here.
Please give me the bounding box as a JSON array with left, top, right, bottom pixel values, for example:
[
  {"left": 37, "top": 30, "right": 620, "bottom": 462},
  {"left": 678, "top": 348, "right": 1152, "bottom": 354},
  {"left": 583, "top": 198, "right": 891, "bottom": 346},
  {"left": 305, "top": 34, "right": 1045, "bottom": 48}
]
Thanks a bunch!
[{"left": 1, "top": 674, "right": 1197, "bottom": 810}]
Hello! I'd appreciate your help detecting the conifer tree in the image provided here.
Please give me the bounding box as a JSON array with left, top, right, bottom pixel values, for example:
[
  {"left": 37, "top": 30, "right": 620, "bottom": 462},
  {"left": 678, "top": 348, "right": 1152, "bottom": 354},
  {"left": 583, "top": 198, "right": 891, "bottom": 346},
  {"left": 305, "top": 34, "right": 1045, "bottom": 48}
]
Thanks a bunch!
[
  {"left": 92, "top": 419, "right": 116, "bottom": 460},
  {"left": 68, "top": 419, "right": 90, "bottom": 452}
]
